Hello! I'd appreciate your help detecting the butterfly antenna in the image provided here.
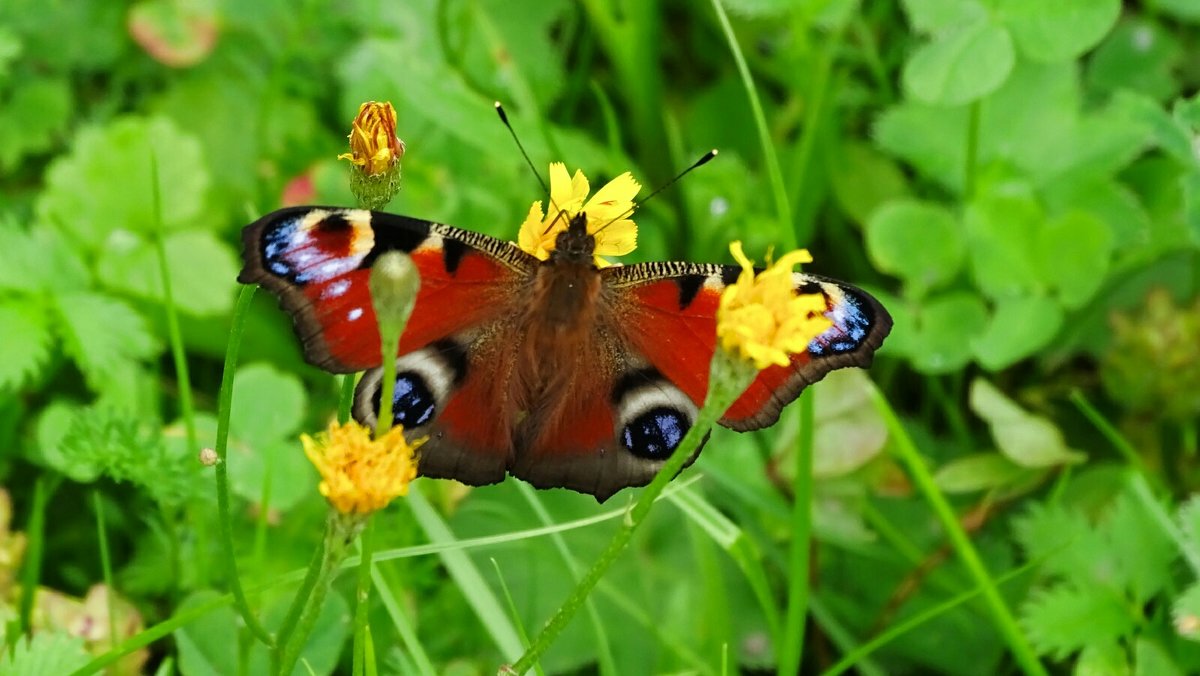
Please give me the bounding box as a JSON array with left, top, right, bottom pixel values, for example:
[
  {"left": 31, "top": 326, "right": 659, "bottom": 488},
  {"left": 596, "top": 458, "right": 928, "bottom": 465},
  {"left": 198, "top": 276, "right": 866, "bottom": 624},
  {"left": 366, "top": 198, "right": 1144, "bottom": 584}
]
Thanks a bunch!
[
  {"left": 495, "top": 102, "right": 549, "bottom": 197},
  {"left": 593, "top": 149, "right": 718, "bottom": 235}
]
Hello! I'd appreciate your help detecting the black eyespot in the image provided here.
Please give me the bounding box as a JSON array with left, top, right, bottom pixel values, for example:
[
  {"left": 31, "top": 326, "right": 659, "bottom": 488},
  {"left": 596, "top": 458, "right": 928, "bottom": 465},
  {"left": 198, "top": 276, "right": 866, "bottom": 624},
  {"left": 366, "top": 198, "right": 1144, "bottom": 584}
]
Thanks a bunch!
[
  {"left": 372, "top": 371, "right": 436, "bottom": 427},
  {"left": 620, "top": 407, "right": 690, "bottom": 459}
]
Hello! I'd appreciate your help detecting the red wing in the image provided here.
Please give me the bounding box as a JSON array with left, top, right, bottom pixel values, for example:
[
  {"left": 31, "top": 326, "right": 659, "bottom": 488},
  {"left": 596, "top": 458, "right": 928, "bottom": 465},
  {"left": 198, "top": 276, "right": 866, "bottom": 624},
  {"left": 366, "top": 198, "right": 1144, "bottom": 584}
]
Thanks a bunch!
[
  {"left": 239, "top": 207, "right": 535, "bottom": 372},
  {"left": 605, "top": 262, "right": 892, "bottom": 431}
]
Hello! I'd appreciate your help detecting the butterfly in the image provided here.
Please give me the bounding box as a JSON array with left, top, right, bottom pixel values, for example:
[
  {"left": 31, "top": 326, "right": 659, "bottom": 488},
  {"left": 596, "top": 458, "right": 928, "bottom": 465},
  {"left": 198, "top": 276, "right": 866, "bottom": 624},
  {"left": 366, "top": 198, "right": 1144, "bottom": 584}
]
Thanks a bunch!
[{"left": 239, "top": 180, "right": 892, "bottom": 502}]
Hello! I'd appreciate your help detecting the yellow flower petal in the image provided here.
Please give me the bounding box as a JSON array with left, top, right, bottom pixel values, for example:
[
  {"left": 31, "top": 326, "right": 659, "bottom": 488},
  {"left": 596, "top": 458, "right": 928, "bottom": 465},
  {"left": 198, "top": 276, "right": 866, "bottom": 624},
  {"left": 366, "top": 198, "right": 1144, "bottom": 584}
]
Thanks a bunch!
[
  {"left": 516, "top": 163, "right": 642, "bottom": 264},
  {"left": 301, "top": 420, "right": 423, "bottom": 515},
  {"left": 716, "top": 241, "right": 833, "bottom": 371}
]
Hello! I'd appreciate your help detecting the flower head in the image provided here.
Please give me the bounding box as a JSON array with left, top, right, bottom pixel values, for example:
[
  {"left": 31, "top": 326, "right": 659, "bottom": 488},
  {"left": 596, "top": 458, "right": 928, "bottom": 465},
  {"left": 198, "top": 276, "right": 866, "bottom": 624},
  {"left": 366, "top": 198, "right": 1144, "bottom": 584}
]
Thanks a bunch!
[
  {"left": 338, "top": 101, "right": 405, "bottom": 176},
  {"left": 517, "top": 163, "right": 641, "bottom": 267},
  {"left": 716, "top": 241, "right": 833, "bottom": 370},
  {"left": 338, "top": 101, "right": 404, "bottom": 210},
  {"left": 301, "top": 420, "right": 422, "bottom": 515}
]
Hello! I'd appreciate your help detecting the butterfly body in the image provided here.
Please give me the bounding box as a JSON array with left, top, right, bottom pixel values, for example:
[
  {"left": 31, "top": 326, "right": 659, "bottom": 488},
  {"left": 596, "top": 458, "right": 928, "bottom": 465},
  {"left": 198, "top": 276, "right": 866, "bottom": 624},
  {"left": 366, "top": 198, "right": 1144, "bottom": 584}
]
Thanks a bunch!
[{"left": 241, "top": 207, "right": 891, "bottom": 500}]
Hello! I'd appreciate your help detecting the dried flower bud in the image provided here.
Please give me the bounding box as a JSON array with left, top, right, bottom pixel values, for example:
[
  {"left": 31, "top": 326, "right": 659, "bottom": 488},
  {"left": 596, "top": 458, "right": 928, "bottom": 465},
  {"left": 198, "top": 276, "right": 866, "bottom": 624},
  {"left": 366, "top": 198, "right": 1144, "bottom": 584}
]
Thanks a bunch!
[{"left": 338, "top": 101, "right": 404, "bottom": 209}]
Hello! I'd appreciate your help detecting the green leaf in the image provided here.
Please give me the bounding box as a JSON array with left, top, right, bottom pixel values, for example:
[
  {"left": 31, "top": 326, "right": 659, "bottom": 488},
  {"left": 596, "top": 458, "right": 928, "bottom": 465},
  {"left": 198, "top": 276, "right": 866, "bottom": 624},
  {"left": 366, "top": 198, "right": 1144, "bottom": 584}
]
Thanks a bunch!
[
  {"left": 866, "top": 199, "right": 963, "bottom": 294},
  {"left": 964, "top": 188, "right": 1043, "bottom": 299},
  {"left": 1076, "top": 641, "right": 1130, "bottom": 676},
  {"left": 229, "top": 363, "right": 307, "bottom": 447},
  {"left": 1153, "top": 0, "right": 1200, "bottom": 23},
  {"left": 1108, "top": 90, "right": 1194, "bottom": 166},
  {"left": 908, "top": 291, "right": 989, "bottom": 374},
  {"left": 1021, "top": 583, "right": 1133, "bottom": 659},
  {"left": 874, "top": 101, "right": 970, "bottom": 193},
  {"left": 231, "top": 438, "right": 317, "bottom": 513},
  {"left": 0, "top": 216, "right": 90, "bottom": 293},
  {"left": 934, "top": 453, "right": 1028, "bottom": 493},
  {"left": 53, "top": 291, "right": 159, "bottom": 392},
  {"left": 1106, "top": 492, "right": 1175, "bottom": 602},
  {"left": 1033, "top": 211, "right": 1113, "bottom": 309},
  {"left": 811, "top": 369, "right": 888, "bottom": 478},
  {"left": 971, "top": 295, "right": 1064, "bottom": 370},
  {"left": 1013, "top": 502, "right": 1115, "bottom": 585},
  {"left": 0, "top": 77, "right": 72, "bottom": 170},
  {"left": 0, "top": 298, "right": 53, "bottom": 392},
  {"left": 718, "top": 0, "right": 799, "bottom": 17},
  {"left": 997, "top": 0, "right": 1120, "bottom": 62},
  {"left": 37, "top": 116, "right": 212, "bottom": 252},
  {"left": 0, "top": 631, "right": 91, "bottom": 676},
  {"left": 174, "top": 591, "right": 236, "bottom": 676},
  {"left": 1087, "top": 19, "right": 1183, "bottom": 102},
  {"left": 969, "top": 379, "right": 1084, "bottom": 467},
  {"left": 903, "top": 19, "right": 1015, "bottom": 105},
  {"left": 899, "top": 0, "right": 987, "bottom": 34},
  {"left": 1041, "top": 177, "right": 1151, "bottom": 251},
  {"left": 1134, "top": 638, "right": 1186, "bottom": 676},
  {"left": 829, "top": 141, "right": 911, "bottom": 227},
  {"left": 96, "top": 229, "right": 239, "bottom": 316}
]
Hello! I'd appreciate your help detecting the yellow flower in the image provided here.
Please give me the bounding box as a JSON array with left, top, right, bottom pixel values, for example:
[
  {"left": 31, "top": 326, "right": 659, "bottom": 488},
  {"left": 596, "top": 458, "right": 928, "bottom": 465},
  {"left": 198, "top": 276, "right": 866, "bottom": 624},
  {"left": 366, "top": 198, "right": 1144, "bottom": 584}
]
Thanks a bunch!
[
  {"left": 517, "top": 163, "right": 641, "bottom": 267},
  {"left": 716, "top": 241, "right": 834, "bottom": 370},
  {"left": 301, "top": 420, "right": 423, "bottom": 515},
  {"left": 337, "top": 101, "right": 405, "bottom": 176}
]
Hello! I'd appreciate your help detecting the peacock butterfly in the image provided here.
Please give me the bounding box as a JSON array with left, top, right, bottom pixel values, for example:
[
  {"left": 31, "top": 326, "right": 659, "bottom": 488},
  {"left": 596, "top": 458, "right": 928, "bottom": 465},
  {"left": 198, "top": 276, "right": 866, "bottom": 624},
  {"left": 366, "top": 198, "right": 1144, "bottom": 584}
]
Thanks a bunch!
[{"left": 239, "top": 178, "right": 892, "bottom": 501}]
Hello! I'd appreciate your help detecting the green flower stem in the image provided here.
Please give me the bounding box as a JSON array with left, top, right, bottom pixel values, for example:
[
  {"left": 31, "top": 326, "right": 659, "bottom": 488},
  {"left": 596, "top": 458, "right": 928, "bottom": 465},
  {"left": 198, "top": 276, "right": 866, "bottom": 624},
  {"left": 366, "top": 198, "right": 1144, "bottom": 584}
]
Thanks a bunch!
[
  {"left": 18, "top": 474, "right": 56, "bottom": 635},
  {"left": 338, "top": 375, "right": 357, "bottom": 424},
  {"left": 277, "top": 512, "right": 363, "bottom": 676},
  {"left": 710, "top": 0, "right": 795, "bottom": 249},
  {"left": 214, "top": 285, "right": 274, "bottom": 647},
  {"left": 352, "top": 519, "right": 377, "bottom": 676},
  {"left": 868, "top": 386, "right": 1046, "bottom": 676},
  {"left": 510, "top": 351, "right": 758, "bottom": 674},
  {"left": 779, "top": 389, "right": 814, "bottom": 674},
  {"left": 271, "top": 539, "right": 324, "bottom": 672},
  {"left": 92, "top": 492, "right": 118, "bottom": 649}
]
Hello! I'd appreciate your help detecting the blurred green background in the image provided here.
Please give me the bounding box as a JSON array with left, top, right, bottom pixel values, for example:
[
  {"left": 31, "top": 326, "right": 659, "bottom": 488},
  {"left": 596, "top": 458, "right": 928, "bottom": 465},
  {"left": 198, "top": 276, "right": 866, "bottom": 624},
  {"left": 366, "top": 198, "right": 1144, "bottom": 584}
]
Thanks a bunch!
[{"left": 1, "top": 0, "right": 1199, "bottom": 673}]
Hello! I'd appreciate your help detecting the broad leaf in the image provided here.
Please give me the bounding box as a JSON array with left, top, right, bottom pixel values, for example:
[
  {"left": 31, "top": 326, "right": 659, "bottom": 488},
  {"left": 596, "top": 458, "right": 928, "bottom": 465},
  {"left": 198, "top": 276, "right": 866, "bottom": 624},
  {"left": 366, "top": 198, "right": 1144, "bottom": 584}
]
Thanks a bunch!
[
  {"left": 998, "top": 0, "right": 1120, "bottom": 62},
  {"left": 903, "top": 19, "right": 1015, "bottom": 105},
  {"left": 908, "top": 292, "right": 988, "bottom": 373},
  {"left": 95, "top": 229, "right": 239, "bottom": 316},
  {"left": 1034, "top": 210, "right": 1113, "bottom": 309},
  {"left": 970, "top": 379, "right": 1084, "bottom": 467},
  {"left": 971, "top": 294, "right": 1064, "bottom": 370},
  {"left": 866, "top": 198, "right": 963, "bottom": 294}
]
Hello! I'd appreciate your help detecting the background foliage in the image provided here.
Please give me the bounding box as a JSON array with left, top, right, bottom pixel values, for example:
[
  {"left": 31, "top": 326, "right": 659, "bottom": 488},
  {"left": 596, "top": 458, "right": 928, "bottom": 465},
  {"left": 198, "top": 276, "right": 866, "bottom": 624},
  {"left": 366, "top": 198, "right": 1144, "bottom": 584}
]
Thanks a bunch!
[{"left": 1, "top": 0, "right": 1198, "bottom": 673}]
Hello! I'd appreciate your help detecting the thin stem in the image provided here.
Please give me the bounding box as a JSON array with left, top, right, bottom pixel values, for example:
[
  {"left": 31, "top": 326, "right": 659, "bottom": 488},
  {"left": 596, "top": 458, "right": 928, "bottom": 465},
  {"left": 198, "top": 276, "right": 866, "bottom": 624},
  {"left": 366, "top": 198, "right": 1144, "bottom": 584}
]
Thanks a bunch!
[
  {"left": 214, "top": 285, "right": 274, "bottom": 646},
  {"left": 511, "top": 354, "right": 756, "bottom": 673},
  {"left": 92, "top": 492, "right": 118, "bottom": 649},
  {"left": 18, "top": 475, "right": 54, "bottom": 634},
  {"left": 352, "top": 519, "right": 377, "bottom": 676},
  {"left": 964, "top": 101, "right": 982, "bottom": 199},
  {"left": 271, "top": 542, "right": 325, "bottom": 673},
  {"left": 779, "top": 390, "right": 815, "bottom": 674},
  {"left": 1069, "top": 390, "right": 1163, "bottom": 493},
  {"left": 338, "top": 375, "right": 357, "bottom": 424},
  {"left": 278, "top": 514, "right": 357, "bottom": 675},
  {"left": 709, "top": 0, "right": 795, "bottom": 248},
  {"left": 869, "top": 386, "right": 1046, "bottom": 676}
]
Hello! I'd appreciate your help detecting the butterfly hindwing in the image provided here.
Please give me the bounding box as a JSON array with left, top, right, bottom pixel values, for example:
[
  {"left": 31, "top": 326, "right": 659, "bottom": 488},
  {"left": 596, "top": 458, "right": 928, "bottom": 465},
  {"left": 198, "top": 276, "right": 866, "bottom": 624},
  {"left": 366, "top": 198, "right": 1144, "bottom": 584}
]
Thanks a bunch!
[{"left": 605, "top": 261, "right": 892, "bottom": 430}]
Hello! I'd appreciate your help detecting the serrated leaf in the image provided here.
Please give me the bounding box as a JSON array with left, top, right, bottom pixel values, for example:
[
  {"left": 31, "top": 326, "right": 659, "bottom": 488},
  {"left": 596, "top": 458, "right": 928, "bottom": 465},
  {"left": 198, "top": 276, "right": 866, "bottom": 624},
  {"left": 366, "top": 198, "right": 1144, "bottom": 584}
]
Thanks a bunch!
[
  {"left": 909, "top": 291, "right": 988, "bottom": 374},
  {"left": 998, "top": 0, "right": 1120, "bottom": 62},
  {"left": 971, "top": 295, "right": 1064, "bottom": 370},
  {"left": 95, "top": 229, "right": 238, "bottom": 316},
  {"left": 1013, "top": 502, "right": 1118, "bottom": 586},
  {"left": 0, "top": 298, "right": 53, "bottom": 392},
  {"left": 903, "top": 19, "right": 1015, "bottom": 105},
  {"left": 1106, "top": 492, "right": 1175, "bottom": 602},
  {"left": 0, "top": 216, "right": 90, "bottom": 293},
  {"left": 970, "top": 379, "right": 1084, "bottom": 467},
  {"left": 53, "top": 291, "right": 159, "bottom": 392},
  {"left": 866, "top": 199, "right": 963, "bottom": 295},
  {"left": 964, "top": 189, "right": 1043, "bottom": 299},
  {"left": 934, "top": 453, "right": 1027, "bottom": 493},
  {"left": 36, "top": 116, "right": 211, "bottom": 252},
  {"left": 0, "top": 631, "right": 91, "bottom": 676},
  {"left": 1021, "top": 583, "right": 1133, "bottom": 659}
]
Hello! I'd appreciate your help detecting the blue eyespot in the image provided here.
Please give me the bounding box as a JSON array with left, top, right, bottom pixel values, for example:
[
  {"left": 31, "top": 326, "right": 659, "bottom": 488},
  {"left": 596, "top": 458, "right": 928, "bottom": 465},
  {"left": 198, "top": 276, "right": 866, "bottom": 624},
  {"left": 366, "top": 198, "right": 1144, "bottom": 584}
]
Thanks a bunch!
[
  {"left": 621, "top": 407, "right": 689, "bottom": 459},
  {"left": 374, "top": 372, "right": 436, "bottom": 427}
]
